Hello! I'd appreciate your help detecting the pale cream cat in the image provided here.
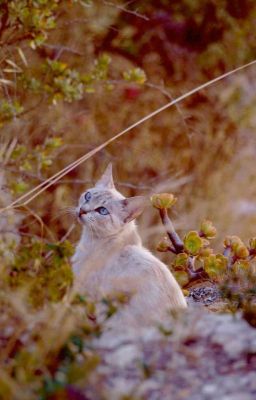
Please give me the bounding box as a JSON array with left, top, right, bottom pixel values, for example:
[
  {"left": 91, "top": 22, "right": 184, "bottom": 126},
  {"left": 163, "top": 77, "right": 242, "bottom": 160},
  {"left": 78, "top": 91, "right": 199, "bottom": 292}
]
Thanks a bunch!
[{"left": 72, "top": 164, "right": 187, "bottom": 330}]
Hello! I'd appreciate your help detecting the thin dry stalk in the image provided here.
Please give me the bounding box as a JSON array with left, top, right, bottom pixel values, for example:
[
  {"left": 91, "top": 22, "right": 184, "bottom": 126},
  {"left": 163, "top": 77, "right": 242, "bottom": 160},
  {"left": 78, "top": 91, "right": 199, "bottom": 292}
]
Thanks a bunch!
[{"left": 0, "top": 59, "right": 256, "bottom": 214}]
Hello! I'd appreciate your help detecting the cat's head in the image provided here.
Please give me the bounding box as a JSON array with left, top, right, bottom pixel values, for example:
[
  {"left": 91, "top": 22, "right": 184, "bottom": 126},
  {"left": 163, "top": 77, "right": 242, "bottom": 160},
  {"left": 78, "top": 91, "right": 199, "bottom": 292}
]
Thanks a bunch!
[{"left": 76, "top": 164, "right": 146, "bottom": 237}]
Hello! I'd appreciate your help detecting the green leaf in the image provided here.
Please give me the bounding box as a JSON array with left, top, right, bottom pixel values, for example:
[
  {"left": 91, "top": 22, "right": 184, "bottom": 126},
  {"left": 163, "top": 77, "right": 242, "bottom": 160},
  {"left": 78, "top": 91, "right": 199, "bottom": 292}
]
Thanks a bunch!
[
  {"left": 173, "top": 253, "right": 189, "bottom": 268},
  {"left": 173, "top": 270, "right": 189, "bottom": 287},
  {"left": 204, "top": 254, "right": 227, "bottom": 279},
  {"left": 184, "top": 231, "right": 203, "bottom": 256}
]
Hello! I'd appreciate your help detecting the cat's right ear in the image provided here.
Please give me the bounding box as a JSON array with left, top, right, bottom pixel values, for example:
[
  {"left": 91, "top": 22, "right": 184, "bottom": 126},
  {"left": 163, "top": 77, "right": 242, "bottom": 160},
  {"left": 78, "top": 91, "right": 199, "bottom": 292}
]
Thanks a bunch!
[
  {"left": 120, "top": 196, "right": 147, "bottom": 223},
  {"left": 95, "top": 163, "right": 115, "bottom": 189}
]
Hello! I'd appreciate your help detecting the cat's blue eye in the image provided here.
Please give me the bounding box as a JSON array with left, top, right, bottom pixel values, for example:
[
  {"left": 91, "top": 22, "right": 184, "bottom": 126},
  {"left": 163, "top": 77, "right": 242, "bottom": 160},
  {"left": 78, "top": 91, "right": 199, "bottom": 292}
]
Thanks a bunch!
[
  {"left": 84, "top": 192, "right": 91, "bottom": 202},
  {"left": 95, "top": 207, "right": 109, "bottom": 215}
]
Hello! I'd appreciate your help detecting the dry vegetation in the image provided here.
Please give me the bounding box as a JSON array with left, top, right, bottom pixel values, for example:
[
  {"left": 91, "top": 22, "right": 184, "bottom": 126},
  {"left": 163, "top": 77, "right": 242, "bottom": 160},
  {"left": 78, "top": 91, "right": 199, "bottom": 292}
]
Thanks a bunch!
[{"left": 1, "top": 1, "right": 256, "bottom": 399}]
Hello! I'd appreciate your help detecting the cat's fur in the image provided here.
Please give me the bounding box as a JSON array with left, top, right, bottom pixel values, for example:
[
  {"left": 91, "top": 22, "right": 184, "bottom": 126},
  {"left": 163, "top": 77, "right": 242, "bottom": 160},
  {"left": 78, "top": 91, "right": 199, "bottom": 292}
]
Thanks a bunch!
[{"left": 72, "top": 164, "right": 187, "bottom": 330}]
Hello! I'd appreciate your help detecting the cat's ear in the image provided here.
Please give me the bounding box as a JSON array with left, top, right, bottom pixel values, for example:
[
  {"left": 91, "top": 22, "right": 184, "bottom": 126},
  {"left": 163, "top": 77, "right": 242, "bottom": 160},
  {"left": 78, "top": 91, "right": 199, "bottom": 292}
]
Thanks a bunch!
[
  {"left": 120, "top": 196, "right": 147, "bottom": 223},
  {"left": 95, "top": 163, "right": 115, "bottom": 189}
]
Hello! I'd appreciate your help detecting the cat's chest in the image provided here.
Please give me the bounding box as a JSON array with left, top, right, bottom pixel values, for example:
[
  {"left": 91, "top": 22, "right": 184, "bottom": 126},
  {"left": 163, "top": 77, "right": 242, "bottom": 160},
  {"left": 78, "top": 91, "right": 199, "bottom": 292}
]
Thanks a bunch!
[
  {"left": 74, "top": 257, "right": 124, "bottom": 299},
  {"left": 73, "top": 246, "right": 144, "bottom": 299}
]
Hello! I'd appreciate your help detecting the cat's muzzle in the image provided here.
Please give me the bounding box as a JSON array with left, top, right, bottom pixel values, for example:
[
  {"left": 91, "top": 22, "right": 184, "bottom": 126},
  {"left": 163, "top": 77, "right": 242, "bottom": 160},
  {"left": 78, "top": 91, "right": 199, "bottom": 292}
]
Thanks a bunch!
[{"left": 78, "top": 208, "right": 87, "bottom": 219}]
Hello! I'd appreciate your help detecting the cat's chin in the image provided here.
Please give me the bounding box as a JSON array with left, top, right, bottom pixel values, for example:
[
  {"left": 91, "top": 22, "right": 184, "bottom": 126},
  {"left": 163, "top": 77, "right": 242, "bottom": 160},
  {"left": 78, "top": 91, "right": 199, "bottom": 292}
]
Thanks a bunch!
[{"left": 77, "top": 215, "right": 88, "bottom": 226}]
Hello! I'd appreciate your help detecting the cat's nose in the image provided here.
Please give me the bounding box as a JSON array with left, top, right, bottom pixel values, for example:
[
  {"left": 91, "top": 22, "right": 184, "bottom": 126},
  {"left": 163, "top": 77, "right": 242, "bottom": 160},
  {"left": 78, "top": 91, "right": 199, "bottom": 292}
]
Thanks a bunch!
[{"left": 78, "top": 208, "right": 87, "bottom": 218}]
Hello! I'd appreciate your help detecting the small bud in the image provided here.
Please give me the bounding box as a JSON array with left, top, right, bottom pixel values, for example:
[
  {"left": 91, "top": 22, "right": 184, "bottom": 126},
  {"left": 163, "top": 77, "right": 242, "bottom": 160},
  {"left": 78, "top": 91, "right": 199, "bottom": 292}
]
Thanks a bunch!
[
  {"left": 224, "top": 236, "right": 249, "bottom": 259},
  {"left": 156, "top": 237, "right": 170, "bottom": 252},
  {"left": 151, "top": 193, "right": 177, "bottom": 210},
  {"left": 200, "top": 220, "right": 217, "bottom": 239},
  {"left": 224, "top": 235, "right": 241, "bottom": 248},
  {"left": 233, "top": 244, "right": 249, "bottom": 259}
]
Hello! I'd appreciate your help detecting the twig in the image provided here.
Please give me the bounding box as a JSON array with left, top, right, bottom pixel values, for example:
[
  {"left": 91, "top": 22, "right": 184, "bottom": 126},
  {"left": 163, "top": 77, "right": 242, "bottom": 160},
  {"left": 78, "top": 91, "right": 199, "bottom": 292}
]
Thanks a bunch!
[
  {"left": 42, "top": 43, "right": 83, "bottom": 57},
  {"left": 159, "top": 208, "right": 184, "bottom": 252},
  {"left": 102, "top": 0, "right": 149, "bottom": 21},
  {"left": 158, "top": 207, "right": 209, "bottom": 283},
  {"left": 145, "top": 81, "right": 191, "bottom": 141}
]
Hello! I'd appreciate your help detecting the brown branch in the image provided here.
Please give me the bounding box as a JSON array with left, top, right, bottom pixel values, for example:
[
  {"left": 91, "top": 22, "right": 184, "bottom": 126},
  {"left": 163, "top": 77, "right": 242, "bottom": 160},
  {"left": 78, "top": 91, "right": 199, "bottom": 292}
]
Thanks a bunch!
[
  {"left": 187, "top": 258, "right": 208, "bottom": 283},
  {"left": 159, "top": 208, "right": 184, "bottom": 253},
  {"left": 158, "top": 207, "right": 209, "bottom": 283}
]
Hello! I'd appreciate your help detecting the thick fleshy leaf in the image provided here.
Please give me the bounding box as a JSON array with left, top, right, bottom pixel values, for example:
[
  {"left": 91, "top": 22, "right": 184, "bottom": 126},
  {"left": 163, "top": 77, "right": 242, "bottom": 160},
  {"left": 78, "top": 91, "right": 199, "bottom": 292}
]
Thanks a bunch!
[
  {"left": 173, "top": 270, "right": 189, "bottom": 287},
  {"left": 151, "top": 193, "right": 177, "bottom": 209},
  {"left": 204, "top": 254, "right": 228, "bottom": 279},
  {"left": 173, "top": 253, "right": 189, "bottom": 268},
  {"left": 184, "top": 231, "right": 203, "bottom": 256}
]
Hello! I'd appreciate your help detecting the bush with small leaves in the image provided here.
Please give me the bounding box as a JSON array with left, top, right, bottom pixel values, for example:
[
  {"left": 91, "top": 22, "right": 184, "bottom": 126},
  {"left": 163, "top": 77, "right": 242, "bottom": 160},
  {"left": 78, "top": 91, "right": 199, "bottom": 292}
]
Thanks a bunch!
[{"left": 151, "top": 193, "right": 256, "bottom": 317}]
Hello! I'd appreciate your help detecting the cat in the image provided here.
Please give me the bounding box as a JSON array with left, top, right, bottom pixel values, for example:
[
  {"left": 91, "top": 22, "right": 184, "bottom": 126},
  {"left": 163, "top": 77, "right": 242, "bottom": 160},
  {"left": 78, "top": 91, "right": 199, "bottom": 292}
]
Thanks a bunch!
[{"left": 72, "top": 164, "right": 187, "bottom": 331}]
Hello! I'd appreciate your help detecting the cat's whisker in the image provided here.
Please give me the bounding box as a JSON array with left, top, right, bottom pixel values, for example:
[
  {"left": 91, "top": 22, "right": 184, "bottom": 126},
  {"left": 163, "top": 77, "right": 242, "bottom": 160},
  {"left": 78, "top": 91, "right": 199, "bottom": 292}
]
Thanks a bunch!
[
  {"left": 59, "top": 206, "right": 77, "bottom": 213},
  {"left": 50, "top": 208, "right": 77, "bottom": 222}
]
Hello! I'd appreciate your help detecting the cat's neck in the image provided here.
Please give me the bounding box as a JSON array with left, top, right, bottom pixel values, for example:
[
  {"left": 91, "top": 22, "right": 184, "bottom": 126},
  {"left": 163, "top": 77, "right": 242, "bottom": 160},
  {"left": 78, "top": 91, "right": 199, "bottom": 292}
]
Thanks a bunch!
[
  {"left": 82, "top": 221, "right": 141, "bottom": 250},
  {"left": 72, "top": 221, "right": 141, "bottom": 274}
]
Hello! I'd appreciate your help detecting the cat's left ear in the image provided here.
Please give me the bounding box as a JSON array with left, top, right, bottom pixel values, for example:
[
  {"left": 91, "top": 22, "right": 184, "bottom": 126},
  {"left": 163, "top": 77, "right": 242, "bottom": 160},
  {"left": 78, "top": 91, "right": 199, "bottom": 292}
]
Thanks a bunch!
[
  {"left": 120, "top": 196, "right": 147, "bottom": 223},
  {"left": 95, "top": 163, "right": 115, "bottom": 189}
]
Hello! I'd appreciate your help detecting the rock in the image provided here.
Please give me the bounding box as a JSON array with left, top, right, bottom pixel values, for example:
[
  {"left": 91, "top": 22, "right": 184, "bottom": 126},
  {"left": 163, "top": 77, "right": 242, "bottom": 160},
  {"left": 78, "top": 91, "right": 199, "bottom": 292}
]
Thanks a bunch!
[{"left": 84, "top": 307, "right": 256, "bottom": 400}]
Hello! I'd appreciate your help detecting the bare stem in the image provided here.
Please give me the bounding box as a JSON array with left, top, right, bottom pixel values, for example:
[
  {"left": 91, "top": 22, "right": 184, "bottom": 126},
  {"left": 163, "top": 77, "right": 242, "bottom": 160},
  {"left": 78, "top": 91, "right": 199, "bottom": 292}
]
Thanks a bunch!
[
  {"left": 159, "top": 208, "right": 184, "bottom": 253},
  {"left": 158, "top": 208, "right": 209, "bottom": 283}
]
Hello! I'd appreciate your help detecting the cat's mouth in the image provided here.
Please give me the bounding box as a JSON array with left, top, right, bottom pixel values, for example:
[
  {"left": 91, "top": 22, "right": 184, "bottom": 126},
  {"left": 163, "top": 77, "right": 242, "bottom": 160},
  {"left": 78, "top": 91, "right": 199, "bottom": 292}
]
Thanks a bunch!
[
  {"left": 77, "top": 208, "right": 88, "bottom": 223},
  {"left": 78, "top": 208, "right": 87, "bottom": 218}
]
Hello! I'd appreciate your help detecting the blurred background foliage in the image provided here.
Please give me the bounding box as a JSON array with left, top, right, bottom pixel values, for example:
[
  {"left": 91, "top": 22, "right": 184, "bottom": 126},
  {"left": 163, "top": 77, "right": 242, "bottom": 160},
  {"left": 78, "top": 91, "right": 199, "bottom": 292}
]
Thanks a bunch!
[
  {"left": 1, "top": 1, "right": 256, "bottom": 398},
  {"left": 1, "top": 0, "right": 256, "bottom": 252}
]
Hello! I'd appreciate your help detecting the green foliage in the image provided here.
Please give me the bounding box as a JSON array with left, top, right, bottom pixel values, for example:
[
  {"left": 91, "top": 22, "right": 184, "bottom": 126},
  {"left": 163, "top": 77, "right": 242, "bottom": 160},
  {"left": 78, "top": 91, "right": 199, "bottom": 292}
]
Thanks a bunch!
[
  {"left": 7, "top": 135, "right": 63, "bottom": 195},
  {"left": 184, "top": 231, "right": 203, "bottom": 256},
  {"left": 200, "top": 219, "right": 217, "bottom": 239},
  {"left": 154, "top": 193, "right": 256, "bottom": 305},
  {"left": 7, "top": 239, "right": 74, "bottom": 306},
  {"left": 173, "top": 270, "right": 190, "bottom": 287},
  {"left": 4, "top": 0, "right": 60, "bottom": 47},
  {"left": 203, "top": 254, "right": 228, "bottom": 279}
]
